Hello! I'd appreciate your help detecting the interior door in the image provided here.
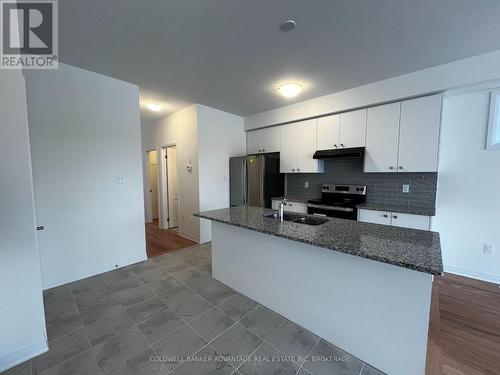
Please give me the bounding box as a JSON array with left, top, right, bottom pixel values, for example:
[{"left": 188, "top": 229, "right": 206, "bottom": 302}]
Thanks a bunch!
[
  {"left": 364, "top": 102, "right": 400, "bottom": 172},
  {"left": 166, "top": 146, "right": 179, "bottom": 228},
  {"left": 148, "top": 150, "right": 159, "bottom": 219}
]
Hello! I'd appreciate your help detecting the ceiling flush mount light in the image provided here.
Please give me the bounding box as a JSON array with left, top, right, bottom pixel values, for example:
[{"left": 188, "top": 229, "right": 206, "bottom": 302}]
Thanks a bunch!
[
  {"left": 276, "top": 82, "right": 303, "bottom": 98},
  {"left": 280, "top": 19, "right": 296, "bottom": 32},
  {"left": 146, "top": 103, "right": 162, "bottom": 112}
]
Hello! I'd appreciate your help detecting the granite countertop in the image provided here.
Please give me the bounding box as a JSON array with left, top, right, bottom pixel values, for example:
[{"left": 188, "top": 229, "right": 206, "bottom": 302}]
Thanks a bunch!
[
  {"left": 195, "top": 206, "right": 443, "bottom": 275},
  {"left": 270, "top": 196, "right": 310, "bottom": 203},
  {"left": 356, "top": 203, "right": 436, "bottom": 216},
  {"left": 271, "top": 197, "right": 436, "bottom": 216}
]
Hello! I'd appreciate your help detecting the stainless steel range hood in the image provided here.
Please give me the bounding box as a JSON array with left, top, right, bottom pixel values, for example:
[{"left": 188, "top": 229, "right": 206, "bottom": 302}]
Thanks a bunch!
[{"left": 313, "top": 147, "right": 365, "bottom": 160}]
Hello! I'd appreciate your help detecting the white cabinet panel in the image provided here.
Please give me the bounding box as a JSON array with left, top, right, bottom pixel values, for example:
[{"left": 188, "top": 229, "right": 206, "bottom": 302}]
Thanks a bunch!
[
  {"left": 365, "top": 103, "right": 401, "bottom": 173},
  {"left": 271, "top": 199, "right": 308, "bottom": 214},
  {"left": 359, "top": 209, "right": 431, "bottom": 230},
  {"left": 340, "top": 109, "right": 367, "bottom": 148},
  {"left": 398, "top": 94, "right": 441, "bottom": 172},
  {"left": 317, "top": 114, "right": 340, "bottom": 150},
  {"left": 358, "top": 209, "right": 392, "bottom": 225},
  {"left": 285, "top": 201, "right": 308, "bottom": 214},
  {"left": 279, "top": 123, "right": 298, "bottom": 173},
  {"left": 271, "top": 200, "right": 280, "bottom": 210},
  {"left": 247, "top": 127, "right": 280, "bottom": 154},
  {"left": 390, "top": 213, "right": 430, "bottom": 230},
  {"left": 297, "top": 119, "right": 322, "bottom": 173}
]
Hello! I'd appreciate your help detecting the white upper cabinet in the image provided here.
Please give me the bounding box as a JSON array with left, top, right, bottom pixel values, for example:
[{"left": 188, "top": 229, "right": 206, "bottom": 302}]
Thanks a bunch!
[
  {"left": 297, "top": 119, "right": 321, "bottom": 173},
  {"left": 317, "top": 114, "right": 340, "bottom": 150},
  {"left": 339, "top": 109, "right": 367, "bottom": 148},
  {"left": 365, "top": 102, "right": 401, "bottom": 172},
  {"left": 279, "top": 123, "right": 298, "bottom": 173},
  {"left": 398, "top": 94, "right": 442, "bottom": 172},
  {"left": 364, "top": 94, "right": 442, "bottom": 173},
  {"left": 247, "top": 126, "right": 280, "bottom": 154},
  {"left": 280, "top": 119, "right": 323, "bottom": 173}
]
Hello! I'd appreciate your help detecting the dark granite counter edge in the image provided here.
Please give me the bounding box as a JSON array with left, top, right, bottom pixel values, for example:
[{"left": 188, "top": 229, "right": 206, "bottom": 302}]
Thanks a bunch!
[{"left": 195, "top": 213, "right": 442, "bottom": 275}]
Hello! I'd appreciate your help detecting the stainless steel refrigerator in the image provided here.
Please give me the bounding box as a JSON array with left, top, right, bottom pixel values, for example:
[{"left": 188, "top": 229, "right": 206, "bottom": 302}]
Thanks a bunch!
[{"left": 229, "top": 153, "right": 284, "bottom": 208}]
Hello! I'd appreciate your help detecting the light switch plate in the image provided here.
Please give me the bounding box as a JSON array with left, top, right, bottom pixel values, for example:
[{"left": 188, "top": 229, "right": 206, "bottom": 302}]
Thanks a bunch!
[
  {"left": 115, "top": 176, "right": 125, "bottom": 184},
  {"left": 402, "top": 184, "right": 410, "bottom": 193},
  {"left": 304, "top": 181, "right": 309, "bottom": 188},
  {"left": 483, "top": 244, "right": 495, "bottom": 254}
]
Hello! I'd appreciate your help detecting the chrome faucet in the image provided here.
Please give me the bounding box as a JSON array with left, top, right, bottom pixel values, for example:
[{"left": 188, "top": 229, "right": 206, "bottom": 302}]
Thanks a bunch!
[{"left": 279, "top": 198, "right": 288, "bottom": 222}]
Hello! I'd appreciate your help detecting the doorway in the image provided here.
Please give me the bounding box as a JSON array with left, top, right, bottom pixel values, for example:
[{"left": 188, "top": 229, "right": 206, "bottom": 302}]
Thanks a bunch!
[
  {"left": 147, "top": 149, "right": 159, "bottom": 222},
  {"left": 166, "top": 145, "right": 179, "bottom": 229}
]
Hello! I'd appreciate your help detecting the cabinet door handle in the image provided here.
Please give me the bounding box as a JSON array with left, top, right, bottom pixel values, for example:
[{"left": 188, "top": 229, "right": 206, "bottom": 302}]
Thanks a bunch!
[
  {"left": 393, "top": 215, "right": 398, "bottom": 219},
  {"left": 340, "top": 144, "right": 345, "bottom": 147},
  {"left": 383, "top": 214, "right": 388, "bottom": 218},
  {"left": 292, "top": 168, "right": 295, "bottom": 172},
  {"left": 399, "top": 166, "right": 403, "bottom": 170},
  {"left": 389, "top": 166, "right": 394, "bottom": 170},
  {"left": 262, "top": 149, "right": 265, "bottom": 152},
  {"left": 297, "top": 168, "right": 300, "bottom": 172},
  {"left": 333, "top": 144, "right": 338, "bottom": 148}
]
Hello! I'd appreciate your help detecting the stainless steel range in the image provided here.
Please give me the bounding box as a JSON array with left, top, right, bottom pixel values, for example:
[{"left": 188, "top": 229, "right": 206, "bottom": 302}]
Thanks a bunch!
[{"left": 307, "top": 184, "right": 366, "bottom": 220}]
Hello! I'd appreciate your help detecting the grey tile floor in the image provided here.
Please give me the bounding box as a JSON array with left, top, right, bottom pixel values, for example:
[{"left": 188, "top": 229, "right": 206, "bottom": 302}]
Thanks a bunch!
[{"left": 2, "top": 243, "right": 385, "bottom": 375}]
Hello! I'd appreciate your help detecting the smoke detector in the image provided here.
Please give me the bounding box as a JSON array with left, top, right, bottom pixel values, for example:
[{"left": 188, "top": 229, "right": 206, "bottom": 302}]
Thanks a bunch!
[{"left": 280, "top": 19, "right": 296, "bottom": 32}]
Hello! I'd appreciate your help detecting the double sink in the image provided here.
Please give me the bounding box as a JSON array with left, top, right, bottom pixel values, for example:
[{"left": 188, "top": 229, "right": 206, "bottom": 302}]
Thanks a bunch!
[{"left": 264, "top": 212, "right": 328, "bottom": 226}]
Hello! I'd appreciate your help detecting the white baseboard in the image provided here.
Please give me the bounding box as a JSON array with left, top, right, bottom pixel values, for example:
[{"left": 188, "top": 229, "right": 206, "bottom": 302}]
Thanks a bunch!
[
  {"left": 179, "top": 231, "right": 200, "bottom": 244},
  {"left": 444, "top": 264, "right": 500, "bottom": 285},
  {"left": 43, "top": 254, "right": 147, "bottom": 290},
  {"left": 0, "top": 338, "right": 48, "bottom": 372}
]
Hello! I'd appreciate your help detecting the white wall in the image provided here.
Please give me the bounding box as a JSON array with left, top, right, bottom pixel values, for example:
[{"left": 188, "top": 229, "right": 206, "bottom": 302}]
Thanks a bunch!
[
  {"left": 245, "top": 50, "right": 500, "bottom": 129},
  {"left": 25, "top": 63, "right": 147, "bottom": 289},
  {"left": 0, "top": 70, "right": 47, "bottom": 371},
  {"left": 433, "top": 88, "right": 500, "bottom": 283},
  {"left": 197, "top": 105, "right": 245, "bottom": 243},
  {"left": 141, "top": 105, "right": 200, "bottom": 242}
]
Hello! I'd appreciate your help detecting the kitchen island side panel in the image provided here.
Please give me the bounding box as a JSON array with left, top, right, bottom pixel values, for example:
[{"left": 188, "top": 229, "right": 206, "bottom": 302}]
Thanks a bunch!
[{"left": 211, "top": 221, "right": 432, "bottom": 375}]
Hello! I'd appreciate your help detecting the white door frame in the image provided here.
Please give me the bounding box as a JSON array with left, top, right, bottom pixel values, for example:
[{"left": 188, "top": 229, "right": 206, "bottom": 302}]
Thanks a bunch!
[
  {"left": 158, "top": 143, "right": 178, "bottom": 229},
  {"left": 144, "top": 148, "right": 160, "bottom": 223},
  {"left": 165, "top": 145, "right": 179, "bottom": 228},
  {"left": 144, "top": 144, "right": 179, "bottom": 230}
]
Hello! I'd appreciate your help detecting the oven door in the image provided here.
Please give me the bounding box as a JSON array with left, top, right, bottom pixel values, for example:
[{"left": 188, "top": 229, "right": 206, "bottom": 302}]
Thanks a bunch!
[{"left": 307, "top": 203, "right": 357, "bottom": 220}]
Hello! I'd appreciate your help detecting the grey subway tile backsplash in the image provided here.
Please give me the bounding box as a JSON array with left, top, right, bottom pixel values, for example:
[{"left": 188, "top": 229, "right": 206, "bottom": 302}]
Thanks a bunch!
[{"left": 286, "top": 160, "right": 437, "bottom": 210}]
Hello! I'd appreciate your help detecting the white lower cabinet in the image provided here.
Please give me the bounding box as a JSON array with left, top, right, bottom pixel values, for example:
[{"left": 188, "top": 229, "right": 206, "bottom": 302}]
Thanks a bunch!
[
  {"left": 358, "top": 209, "right": 392, "bottom": 225},
  {"left": 390, "top": 212, "right": 431, "bottom": 230},
  {"left": 271, "top": 199, "right": 308, "bottom": 214},
  {"left": 358, "top": 209, "right": 430, "bottom": 230}
]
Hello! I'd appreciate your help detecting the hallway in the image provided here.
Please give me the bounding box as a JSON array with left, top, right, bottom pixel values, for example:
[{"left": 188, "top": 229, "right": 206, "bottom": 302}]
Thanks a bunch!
[{"left": 146, "top": 220, "right": 196, "bottom": 258}]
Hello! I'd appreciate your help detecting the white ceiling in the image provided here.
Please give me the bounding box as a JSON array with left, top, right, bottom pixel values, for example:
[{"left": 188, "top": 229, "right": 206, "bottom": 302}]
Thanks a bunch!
[{"left": 58, "top": 0, "right": 500, "bottom": 123}]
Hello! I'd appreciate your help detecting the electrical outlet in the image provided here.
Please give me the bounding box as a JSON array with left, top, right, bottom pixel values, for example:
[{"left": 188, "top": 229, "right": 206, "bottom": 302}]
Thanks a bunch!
[
  {"left": 483, "top": 244, "right": 495, "bottom": 255},
  {"left": 304, "top": 181, "right": 309, "bottom": 188},
  {"left": 115, "top": 176, "right": 125, "bottom": 184},
  {"left": 402, "top": 184, "right": 410, "bottom": 193}
]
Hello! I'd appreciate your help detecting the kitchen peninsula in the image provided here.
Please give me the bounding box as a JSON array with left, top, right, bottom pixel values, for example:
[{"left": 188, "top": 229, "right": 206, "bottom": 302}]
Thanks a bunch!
[{"left": 195, "top": 206, "right": 443, "bottom": 375}]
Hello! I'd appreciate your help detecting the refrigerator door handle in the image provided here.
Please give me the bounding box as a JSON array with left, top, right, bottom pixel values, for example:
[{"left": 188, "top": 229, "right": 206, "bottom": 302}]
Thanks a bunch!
[
  {"left": 260, "top": 155, "right": 265, "bottom": 207},
  {"left": 243, "top": 158, "right": 248, "bottom": 204}
]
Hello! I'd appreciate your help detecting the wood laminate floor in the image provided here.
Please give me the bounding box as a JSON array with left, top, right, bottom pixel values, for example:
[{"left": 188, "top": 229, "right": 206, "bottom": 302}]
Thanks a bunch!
[
  {"left": 426, "top": 273, "right": 500, "bottom": 375},
  {"left": 145, "top": 219, "right": 196, "bottom": 258}
]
